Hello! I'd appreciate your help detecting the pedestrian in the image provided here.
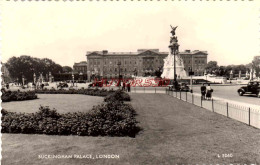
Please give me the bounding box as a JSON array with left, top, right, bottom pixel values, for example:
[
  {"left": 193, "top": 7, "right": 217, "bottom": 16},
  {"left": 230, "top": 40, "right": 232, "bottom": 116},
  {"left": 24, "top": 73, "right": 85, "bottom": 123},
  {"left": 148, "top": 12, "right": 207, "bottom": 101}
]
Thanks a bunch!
[
  {"left": 123, "top": 82, "right": 126, "bottom": 91},
  {"left": 206, "top": 83, "right": 213, "bottom": 100},
  {"left": 6, "top": 83, "right": 9, "bottom": 89},
  {"left": 41, "top": 83, "right": 45, "bottom": 90},
  {"left": 127, "top": 82, "right": 131, "bottom": 92},
  {"left": 200, "top": 83, "right": 206, "bottom": 100}
]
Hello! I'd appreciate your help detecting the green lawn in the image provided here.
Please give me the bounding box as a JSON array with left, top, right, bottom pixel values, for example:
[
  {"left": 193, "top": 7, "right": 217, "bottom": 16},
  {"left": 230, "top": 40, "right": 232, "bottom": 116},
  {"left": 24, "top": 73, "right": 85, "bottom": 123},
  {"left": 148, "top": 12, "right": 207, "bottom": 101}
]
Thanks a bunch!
[
  {"left": 2, "top": 94, "right": 260, "bottom": 164},
  {"left": 1, "top": 94, "right": 104, "bottom": 113}
]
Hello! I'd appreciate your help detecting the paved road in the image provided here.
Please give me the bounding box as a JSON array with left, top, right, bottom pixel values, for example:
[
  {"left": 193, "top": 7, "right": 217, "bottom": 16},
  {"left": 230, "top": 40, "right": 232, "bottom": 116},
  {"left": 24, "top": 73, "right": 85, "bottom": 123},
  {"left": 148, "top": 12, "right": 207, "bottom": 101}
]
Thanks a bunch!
[
  {"left": 191, "top": 85, "right": 260, "bottom": 106},
  {"left": 118, "top": 85, "right": 260, "bottom": 107}
]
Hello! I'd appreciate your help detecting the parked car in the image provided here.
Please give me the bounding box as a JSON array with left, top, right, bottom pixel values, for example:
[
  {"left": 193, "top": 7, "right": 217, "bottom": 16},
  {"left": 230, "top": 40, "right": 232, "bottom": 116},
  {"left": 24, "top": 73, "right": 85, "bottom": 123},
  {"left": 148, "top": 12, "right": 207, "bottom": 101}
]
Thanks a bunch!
[
  {"left": 88, "top": 81, "right": 103, "bottom": 88},
  {"left": 57, "top": 82, "right": 68, "bottom": 88},
  {"left": 237, "top": 81, "right": 260, "bottom": 97},
  {"left": 179, "top": 83, "right": 190, "bottom": 92},
  {"left": 167, "top": 82, "right": 186, "bottom": 91}
]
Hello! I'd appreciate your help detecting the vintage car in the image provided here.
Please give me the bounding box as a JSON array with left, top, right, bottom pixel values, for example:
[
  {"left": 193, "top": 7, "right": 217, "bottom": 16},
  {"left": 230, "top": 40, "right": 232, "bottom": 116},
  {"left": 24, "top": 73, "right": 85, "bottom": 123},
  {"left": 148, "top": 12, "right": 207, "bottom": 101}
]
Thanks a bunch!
[
  {"left": 237, "top": 81, "right": 260, "bottom": 97},
  {"left": 179, "top": 83, "right": 190, "bottom": 92},
  {"left": 167, "top": 82, "right": 190, "bottom": 92},
  {"left": 57, "top": 82, "right": 69, "bottom": 88},
  {"left": 88, "top": 81, "right": 103, "bottom": 88}
]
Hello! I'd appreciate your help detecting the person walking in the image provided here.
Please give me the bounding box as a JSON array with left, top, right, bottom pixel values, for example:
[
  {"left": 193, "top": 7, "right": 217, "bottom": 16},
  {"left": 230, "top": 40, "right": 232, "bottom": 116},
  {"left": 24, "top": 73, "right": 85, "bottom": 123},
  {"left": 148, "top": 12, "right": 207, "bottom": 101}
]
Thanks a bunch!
[
  {"left": 127, "top": 82, "right": 131, "bottom": 92},
  {"left": 200, "top": 83, "right": 206, "bottom": 100},
  {"left": 6, "top": 83, "right": 9, "bottom": 89},
  {"left": 41, "top": 83, "right": 45, "bottom": 90},
  {"left": 123, "top": 82, "right": 126, "bottom": 91},
  {"left": 206, "top": 83, "right": 213, "bottom": 100}
]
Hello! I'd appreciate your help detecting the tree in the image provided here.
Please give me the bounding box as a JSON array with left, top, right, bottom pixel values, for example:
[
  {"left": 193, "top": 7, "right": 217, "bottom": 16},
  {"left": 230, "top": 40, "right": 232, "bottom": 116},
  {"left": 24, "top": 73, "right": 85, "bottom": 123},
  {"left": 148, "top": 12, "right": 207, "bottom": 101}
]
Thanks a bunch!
[
  {"left": 252, "top": 56, "right": 260, "bottom": 77},
  {"left": 205, "top": 61, "right": 219, "bottom": 74},
  {"left": 6, "top": 56, "right": 63, "bottom": 82},
  {"left": 62, "top": 66, "right": 73, "bottom": 73}
]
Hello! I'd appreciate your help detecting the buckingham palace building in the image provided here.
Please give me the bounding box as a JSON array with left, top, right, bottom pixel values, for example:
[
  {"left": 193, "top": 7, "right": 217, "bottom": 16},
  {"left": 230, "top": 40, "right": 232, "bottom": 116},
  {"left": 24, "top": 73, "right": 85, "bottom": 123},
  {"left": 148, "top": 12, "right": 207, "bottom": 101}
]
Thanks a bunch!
[{"left": 86, "top": 49, "right": 208, "bottom": 80}]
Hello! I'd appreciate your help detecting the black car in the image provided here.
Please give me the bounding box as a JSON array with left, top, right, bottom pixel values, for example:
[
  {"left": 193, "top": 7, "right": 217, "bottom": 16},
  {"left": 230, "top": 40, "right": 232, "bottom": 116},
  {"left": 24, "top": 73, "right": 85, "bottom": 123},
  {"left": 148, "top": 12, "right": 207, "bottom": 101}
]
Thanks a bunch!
[
  {"left": 179, "top": 83, "right": 190, "bottom": 92},
  {"left": 57, "top": 82, "right": 69, "bottom": 88},
  {"left": 237, "top": 81, "right": 260, "bottom": 97},
  {"left": 88, "top": 81, "right": 103, "bottom": 88}
]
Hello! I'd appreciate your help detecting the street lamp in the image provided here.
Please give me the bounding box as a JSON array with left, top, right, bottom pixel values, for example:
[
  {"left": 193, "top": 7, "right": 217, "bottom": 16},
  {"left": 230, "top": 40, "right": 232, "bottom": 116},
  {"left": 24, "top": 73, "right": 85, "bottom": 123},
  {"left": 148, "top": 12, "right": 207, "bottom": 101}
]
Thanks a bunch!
[
  {"left": 33, "top": 73, "right": 36, "bottom": 86},
  {"left": 22, "top": 75, "right": 25, "bottom": 86},
  {"left": 72, "top": 72, "right": 74, "bottom": 86},
  {"left": 205, "top": 69, "right": 208, "bottom": 82},
  {"left": 49, "top": 72, "right": 52, "bottom": 83},
  {"left": 20, "top": 72, "right": 24, "bottom": 86},
  {"left": 117, "top": 61, "right": 121, "bottom": 88},
  {"left": 91, "top": 68, "right": 95, "bottom": 82}
]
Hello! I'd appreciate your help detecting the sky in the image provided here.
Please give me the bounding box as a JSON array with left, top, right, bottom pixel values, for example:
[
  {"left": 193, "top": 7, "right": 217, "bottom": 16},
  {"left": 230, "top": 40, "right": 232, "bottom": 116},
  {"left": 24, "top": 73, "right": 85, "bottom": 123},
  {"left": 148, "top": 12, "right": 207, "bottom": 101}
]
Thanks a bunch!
[{"left": 1, "top": 1, "right": 260, "bottom": 67}]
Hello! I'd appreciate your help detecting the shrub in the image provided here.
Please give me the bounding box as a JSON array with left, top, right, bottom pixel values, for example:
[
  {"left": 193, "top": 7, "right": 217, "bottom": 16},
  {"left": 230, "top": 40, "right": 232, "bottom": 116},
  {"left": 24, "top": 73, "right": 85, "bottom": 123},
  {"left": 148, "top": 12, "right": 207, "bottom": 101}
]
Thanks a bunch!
[
  {"left": 104, "top": 90, "right": 131, "bottom": 102},
  {"left": 1, "top": 90, "right": 38, "bottom": 102},
  {"left": 2, "top": 103, "right": 140, "bottom": 137},
  {"left": 35, "top": 88, "right": 115, "bottom": 97}
]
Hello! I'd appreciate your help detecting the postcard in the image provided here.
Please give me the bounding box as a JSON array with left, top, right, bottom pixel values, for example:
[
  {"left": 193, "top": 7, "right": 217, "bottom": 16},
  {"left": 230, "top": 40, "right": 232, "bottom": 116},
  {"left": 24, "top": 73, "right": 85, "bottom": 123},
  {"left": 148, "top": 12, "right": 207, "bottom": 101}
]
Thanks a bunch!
[{"left": 1, "top": 0, "right": 260, "bottom": 164}]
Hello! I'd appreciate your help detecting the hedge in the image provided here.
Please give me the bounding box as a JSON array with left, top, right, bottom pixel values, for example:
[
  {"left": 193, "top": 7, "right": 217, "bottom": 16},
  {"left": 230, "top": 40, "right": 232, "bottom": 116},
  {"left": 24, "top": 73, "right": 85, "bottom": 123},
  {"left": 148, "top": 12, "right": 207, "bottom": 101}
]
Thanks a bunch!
[
  {"left": 104, "top": 90, "right": 131, "bottom": 102},
  {"left": 1, "top": 102, "right": 140, "bottom": 137},
  {"left": 35, "top": 88, "right": 115, "bottom": 97},
  {"left": 35, "top": 88, "right": 131, "bottom": 102},
  {"left": 1, "top": 90, "right": 38, "bottom": 102}
]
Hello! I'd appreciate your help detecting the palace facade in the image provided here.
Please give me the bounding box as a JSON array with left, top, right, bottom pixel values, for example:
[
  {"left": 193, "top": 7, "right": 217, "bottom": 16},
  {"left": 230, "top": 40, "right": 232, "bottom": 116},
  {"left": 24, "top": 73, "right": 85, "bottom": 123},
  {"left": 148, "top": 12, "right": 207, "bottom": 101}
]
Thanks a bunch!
[
  {"left": 73, "top": 61, "right": 88, "bottom": 74},
  {"left": 86, "top": 49, "right": 208, "bottom": 80}
]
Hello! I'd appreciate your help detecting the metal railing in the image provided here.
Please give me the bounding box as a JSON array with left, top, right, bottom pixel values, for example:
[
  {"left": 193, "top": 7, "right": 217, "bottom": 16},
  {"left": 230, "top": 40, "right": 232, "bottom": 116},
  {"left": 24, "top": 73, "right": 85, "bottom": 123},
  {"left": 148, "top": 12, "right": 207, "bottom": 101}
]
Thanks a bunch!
[
  {"left": 130, "top": 87, "right": 260, "bottom": 129},
  {"left": 165, "top": 88, "right": 260, "bottom": 129}
]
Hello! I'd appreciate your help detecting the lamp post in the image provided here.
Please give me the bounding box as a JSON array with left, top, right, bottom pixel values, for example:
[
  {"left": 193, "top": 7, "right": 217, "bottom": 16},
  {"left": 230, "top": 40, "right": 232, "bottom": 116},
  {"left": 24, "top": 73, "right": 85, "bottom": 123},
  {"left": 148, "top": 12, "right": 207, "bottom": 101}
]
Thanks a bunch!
[
  {"left": 91, "top": 69, "right": 95, "bottom": 82},
  {"left": 33, "top": 73, "right": 36, "bottom": 86},
  {"left": 22, "top": 75, "right": 25, "bottom": 87},
  {"left": 117, "top": 61, "right": 121, "bottom": 88},
  {"left": 20, "top": 72, "right": 24, "bottom": 86},
  {"left": 49, "top": 72, "right": 52, "bottom": 83},
  {"left": 72, "top": 72, "right": 74, "bottom": 86},
  {"left": 205, "top": 69, "right": 208, "bottom": 82}
]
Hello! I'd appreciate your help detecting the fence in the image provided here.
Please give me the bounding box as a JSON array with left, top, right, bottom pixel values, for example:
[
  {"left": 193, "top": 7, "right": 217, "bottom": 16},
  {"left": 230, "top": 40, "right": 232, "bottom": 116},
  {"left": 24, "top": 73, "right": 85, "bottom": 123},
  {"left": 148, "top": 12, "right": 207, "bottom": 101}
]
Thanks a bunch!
[
  {"left": 165, "top": 89, "right": 260, "bottom": 129},
  {"left": 129, "top": 87, "right": 260, "bottom": 129}
]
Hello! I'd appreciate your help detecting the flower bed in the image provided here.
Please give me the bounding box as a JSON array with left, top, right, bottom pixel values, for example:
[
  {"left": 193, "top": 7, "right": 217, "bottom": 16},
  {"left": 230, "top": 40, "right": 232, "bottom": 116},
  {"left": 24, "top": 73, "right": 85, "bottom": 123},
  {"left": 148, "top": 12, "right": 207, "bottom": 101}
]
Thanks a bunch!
[
  {"left": 1, "top": 90, "right": 38, "bottom": 102},
  {"left": 35, "top": 88, "right": 115, "bottom": 97},
  {"left": 2, "top": 102, "right": 140, "bottom": 137}
]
